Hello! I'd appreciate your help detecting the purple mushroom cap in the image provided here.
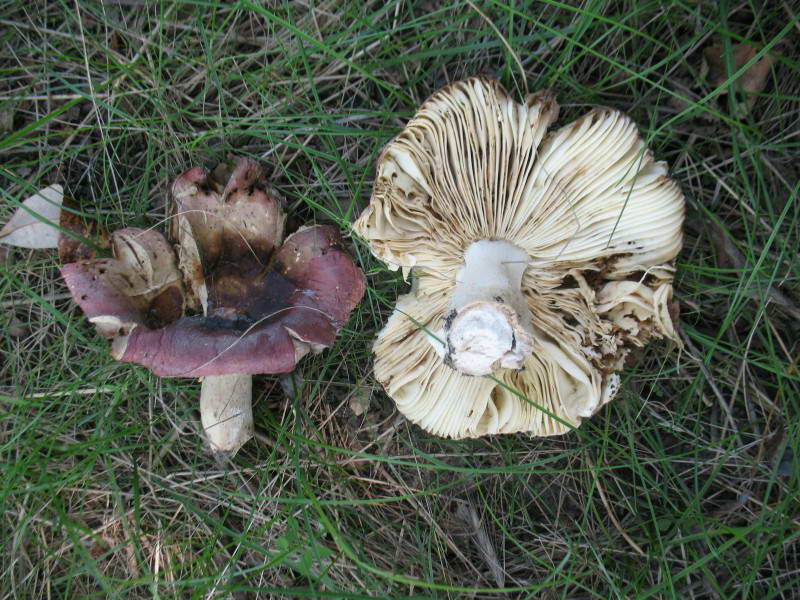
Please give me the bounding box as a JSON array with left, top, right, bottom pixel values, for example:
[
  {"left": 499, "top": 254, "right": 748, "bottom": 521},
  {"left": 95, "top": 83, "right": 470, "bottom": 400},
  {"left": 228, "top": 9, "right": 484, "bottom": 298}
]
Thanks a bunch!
[{"left": 61, "top": 159, "right": 366, "bottom": 377}]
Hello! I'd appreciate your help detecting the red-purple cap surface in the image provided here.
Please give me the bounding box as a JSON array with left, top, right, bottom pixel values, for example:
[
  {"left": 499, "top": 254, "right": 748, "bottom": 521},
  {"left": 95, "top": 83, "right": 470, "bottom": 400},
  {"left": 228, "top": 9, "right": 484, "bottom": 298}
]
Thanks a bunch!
[{"left": 61, "top": 159, "right": 366, "bottom": 377}]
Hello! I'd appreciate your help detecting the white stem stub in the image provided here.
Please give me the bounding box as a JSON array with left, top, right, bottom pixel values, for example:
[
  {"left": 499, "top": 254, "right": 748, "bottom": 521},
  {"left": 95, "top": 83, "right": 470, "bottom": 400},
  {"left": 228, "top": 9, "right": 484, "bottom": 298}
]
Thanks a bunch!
[
  {"left": 443, "top": 240, "right": 534, "bottom": 376},
  {"left": 200, "top": 374, "right": 253, "bottom": 457}
]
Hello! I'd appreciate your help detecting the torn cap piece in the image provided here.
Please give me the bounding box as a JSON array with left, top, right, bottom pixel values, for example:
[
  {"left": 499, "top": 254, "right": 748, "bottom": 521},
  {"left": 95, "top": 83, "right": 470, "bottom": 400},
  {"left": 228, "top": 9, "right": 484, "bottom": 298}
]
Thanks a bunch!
[
  {"left": 171, "top": 158, "right": 285, "bottom": 313},
  {"left": 61, "top": 228, "right": 185, "bottom": 339},
  {"left": 354, "top": 77, "right": 684, "bottom": 439}
]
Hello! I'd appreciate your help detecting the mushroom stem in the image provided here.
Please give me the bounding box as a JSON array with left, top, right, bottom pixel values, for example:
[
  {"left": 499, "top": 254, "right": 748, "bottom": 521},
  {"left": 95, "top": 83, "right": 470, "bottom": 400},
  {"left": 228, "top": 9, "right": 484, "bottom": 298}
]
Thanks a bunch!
[
  {"left": 443, "top": 240, "right": 534, "bottom": 376},
  {"left": 200, "top": 374, "right": 253, "bottom": 457}
]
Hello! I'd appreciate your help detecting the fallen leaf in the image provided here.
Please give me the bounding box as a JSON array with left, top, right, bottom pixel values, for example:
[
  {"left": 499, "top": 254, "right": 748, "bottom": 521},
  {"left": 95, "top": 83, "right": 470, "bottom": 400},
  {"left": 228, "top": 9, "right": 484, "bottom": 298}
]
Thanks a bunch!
[
  {"left": 708, "top": 220, "right": 746, "bottom": 270},
  {"left": 0, "top": 184, "right": 64, "bottom": 249},
  {"left": 58, "top": 197, "right": 110, "bottom": 263},
  {"left": 702, "top": 42, "right": 776, "bottom": 115},
  {"left": 7, "top": 315, "right": 28, "bottom": 338},
  {"left": 761, "top": 427, "right": 795, "bottom": 478},
  {"left": 703, "top": 43, "right": 775, "bottom": 94},
  {"left": 279, "top": 371, "right": 303, "bottom": 399},
  {"left": 348, "top": 385, "right": 373, "bottom": 416},
  {"left": 776, "top": 446, "right": 795, "bottom": 478}
]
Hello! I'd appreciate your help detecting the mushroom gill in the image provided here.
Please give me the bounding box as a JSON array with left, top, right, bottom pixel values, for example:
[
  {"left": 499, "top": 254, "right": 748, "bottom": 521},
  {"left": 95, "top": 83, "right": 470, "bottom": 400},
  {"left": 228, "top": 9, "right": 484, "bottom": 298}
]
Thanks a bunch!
[{"left": 354, "top": 77, "right": 684, "bottom": 439}]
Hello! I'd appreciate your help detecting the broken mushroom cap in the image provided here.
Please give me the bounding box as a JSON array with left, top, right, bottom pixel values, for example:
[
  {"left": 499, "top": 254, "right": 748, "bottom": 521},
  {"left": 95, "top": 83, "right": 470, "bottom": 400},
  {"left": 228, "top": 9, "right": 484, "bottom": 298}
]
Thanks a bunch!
[
  {"left": 62, "top": 158, "right": 365, "bottom": 457},
  {"left": 353, "top": 77, "right": 684, "bottom": 439},
  {"left": 61, "top": 158, "right": 366, "bottom": 377}
]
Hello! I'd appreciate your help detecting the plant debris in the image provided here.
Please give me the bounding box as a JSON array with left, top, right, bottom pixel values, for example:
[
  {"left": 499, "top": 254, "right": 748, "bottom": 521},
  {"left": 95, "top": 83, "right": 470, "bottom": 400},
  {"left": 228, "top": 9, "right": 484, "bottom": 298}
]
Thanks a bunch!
[
  {"left": 0, "top": 184, "right": 63, "bottom": 249},
  {"left": 701, "top": 42, "right": 778, "bottom": 116}
]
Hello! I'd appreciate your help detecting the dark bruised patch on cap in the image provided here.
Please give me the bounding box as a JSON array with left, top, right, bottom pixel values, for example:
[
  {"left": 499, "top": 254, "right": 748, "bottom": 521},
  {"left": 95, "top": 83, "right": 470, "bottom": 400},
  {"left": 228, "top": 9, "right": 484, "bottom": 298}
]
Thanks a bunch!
[
  {"left": 147, "top": 284, "right": 184, "bottom": 328},
  {"left": 206, "top": 262, "right": 296, "bottom": 328}
]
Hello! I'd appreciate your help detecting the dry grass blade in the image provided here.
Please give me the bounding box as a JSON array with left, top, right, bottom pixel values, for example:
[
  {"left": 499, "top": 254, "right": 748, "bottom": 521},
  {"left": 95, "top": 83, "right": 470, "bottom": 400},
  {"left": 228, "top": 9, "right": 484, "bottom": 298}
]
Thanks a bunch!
[
  {"left": 586, "top": 457, "right": 645, "bottom": 557},
  {"left": 454, "top": 499, "right": 506, "bottom": 588}
]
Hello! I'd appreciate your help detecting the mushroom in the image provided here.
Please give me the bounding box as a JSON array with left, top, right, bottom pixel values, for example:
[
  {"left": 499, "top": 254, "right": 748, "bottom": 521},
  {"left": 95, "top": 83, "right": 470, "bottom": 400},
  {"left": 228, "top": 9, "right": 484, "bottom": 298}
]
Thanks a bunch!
[
  {"left": 353, "top": 77, "right": 684, "bottom": 439},
  {"left": 61, "top": 159, "right": 365, "bottom": 456}
]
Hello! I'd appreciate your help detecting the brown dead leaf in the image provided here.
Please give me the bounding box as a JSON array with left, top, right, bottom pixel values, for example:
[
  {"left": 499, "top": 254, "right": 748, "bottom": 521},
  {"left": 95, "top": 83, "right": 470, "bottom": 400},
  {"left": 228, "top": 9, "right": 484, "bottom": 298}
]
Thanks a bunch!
[
  {"left": 702, "top": 42, "right": 776, "bottom": 115},
  {"left": 58, "top": 197, "right": 110, "bottom": 263},
  {"left": 0, "top": 184, "right": 63, "bottom": 249},
  {"left": 279, "top": 371, "right": 303, "bottom": 399},
  {"left": 709, "top": 220, "right": 746, "bottom": 270},
  {"left": 8, "top": 315, "right": 28, "bottom": 338}
]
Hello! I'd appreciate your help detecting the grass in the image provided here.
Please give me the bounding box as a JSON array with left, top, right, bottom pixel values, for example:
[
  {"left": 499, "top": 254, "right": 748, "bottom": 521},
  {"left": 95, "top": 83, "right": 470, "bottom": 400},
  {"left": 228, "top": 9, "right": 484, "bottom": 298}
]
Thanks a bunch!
[{"left": 1, "top": 0, "right": 799, "bottom": 597}]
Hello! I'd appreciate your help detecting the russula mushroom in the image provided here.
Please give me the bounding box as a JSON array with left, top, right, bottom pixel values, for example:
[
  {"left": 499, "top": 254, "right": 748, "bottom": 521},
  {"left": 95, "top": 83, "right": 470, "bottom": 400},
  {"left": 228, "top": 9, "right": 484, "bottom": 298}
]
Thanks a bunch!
[
  {"left": 61, "top": 159, "right": 365, "bottom": 456},
  {"left": 353, "top": 77, "right": 684, "bottom": 439}
]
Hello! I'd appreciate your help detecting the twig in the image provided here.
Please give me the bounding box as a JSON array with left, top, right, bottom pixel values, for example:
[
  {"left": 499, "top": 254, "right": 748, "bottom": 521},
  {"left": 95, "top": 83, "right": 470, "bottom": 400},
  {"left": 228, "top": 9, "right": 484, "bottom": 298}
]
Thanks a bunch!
[{"left": 0, "top": 386, "right": 115, "bottom": 399}]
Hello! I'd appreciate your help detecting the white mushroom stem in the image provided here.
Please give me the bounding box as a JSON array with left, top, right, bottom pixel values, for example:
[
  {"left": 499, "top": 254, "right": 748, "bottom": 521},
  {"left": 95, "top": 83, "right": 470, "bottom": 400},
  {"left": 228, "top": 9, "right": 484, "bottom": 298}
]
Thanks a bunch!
[
  {"left": 443, "top": 240, "right": 534, "bottom": 376},
  {"left": 200, "top": 374, "right": 253, "bottom": 457}
]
